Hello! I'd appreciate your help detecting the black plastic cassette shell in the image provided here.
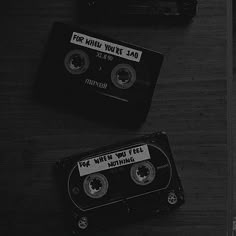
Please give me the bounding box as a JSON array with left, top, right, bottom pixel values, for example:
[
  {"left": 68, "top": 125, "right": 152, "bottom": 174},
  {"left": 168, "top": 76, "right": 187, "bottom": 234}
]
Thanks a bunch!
[
  {"left": 35, "top": 22, "right": 164, "bottom": 125},
  {"left": 56, "top": 132, "right": 184, "bottom": 233},
  {"left": 79, "top": 0, "right": 198, "bottom": 22}
]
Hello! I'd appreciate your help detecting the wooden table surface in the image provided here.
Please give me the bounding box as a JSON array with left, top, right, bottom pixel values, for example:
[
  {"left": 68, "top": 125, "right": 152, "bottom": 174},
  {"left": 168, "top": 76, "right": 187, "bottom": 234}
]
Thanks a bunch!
[
  {"left": 232, "top": 0, "right": 236, "bottom": 232},
  {"left": 0, "top": 0, "right": 228, "bottom": 235}
]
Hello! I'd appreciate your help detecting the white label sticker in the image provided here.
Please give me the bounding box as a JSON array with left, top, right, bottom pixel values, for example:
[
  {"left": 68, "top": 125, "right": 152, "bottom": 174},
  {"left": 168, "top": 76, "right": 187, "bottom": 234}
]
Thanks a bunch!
[
  {"left": 78, "top": 144, "right": 151, "bottom": 176},
  {"left": 70, "top": 32, "right": 142, "bottom": 62}
]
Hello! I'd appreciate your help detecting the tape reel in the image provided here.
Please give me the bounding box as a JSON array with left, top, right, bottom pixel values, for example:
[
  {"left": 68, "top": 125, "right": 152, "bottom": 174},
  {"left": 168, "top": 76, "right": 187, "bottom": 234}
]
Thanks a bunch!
[
  {"left": 83, "top": 173, "right": 109, "bottom": 199},
  {"left": 64, "top": 49, "right": 90, "bottom": 75},
  {"left": 130, "top": 161, "right": 156, "bottom": 186},
  {"left": 111, "top": 64, "right": 136, "bottom": 89}
]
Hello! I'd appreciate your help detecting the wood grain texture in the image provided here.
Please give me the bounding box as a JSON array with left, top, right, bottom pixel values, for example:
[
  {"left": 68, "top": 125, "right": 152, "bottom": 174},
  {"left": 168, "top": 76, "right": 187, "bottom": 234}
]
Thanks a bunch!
[
  {"left": 0, "top": 0, "right": 227, "bottom": 235},
  {"left": 232, "top": 79, "right": 236, "bottom": 234},
  {"left": 233, "top": 0, "right": 236, "bottom": 228}
]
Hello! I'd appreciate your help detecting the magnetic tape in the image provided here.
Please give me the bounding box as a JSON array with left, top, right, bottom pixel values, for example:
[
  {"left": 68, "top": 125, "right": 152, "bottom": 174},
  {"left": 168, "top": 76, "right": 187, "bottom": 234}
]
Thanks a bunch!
[
  {"left": 56, "top": 132, "right": 184, "bottom": 234},
  {"left": 34, "top": 22, "right": 163, "bottom": 126}
]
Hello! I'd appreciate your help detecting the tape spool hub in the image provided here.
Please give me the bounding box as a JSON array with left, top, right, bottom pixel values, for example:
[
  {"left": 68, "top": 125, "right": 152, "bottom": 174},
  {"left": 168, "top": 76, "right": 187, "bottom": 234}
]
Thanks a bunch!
[
  {"left": 83, "top": 173, "right": 108, "bottom": 199},
  {"left": 64, "top": 49, "right": 89, "bottom": 74},
  {"left": 70, "top": 54, "right": 85, "bottom": 70},
  {"left": 111, "top": 64, "right": 136, "bottom": 89},
  {"left": 130, "top": 161, "right": 156, "bottom": 186},
  {"left": 116, "top": 68, "right": 132, "bottom": 85}
]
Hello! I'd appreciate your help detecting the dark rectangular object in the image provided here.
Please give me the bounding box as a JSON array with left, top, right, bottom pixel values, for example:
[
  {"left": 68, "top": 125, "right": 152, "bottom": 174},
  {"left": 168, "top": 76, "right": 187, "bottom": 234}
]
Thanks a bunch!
[
  {"left": 79, "top": 0, "right": 197, "bottom": 21},
  {"left": 35, "top": 22, "right": 163, "bottom": 126},
  {"left": 56, "top": 132, "right": 184, "bottom": 234}
]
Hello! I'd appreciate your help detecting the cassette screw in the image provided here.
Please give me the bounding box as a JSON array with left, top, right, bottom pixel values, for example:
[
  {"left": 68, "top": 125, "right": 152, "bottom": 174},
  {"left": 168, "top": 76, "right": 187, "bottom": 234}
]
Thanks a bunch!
[
  {"left": 167, "top": 192, "right": 178, "bottom": 205},
  {"left": 77, "top": 216, "right": 88, "bottom": 230},
  {"left": 72, "top": 186, "right": 80, "bottom": 195}
]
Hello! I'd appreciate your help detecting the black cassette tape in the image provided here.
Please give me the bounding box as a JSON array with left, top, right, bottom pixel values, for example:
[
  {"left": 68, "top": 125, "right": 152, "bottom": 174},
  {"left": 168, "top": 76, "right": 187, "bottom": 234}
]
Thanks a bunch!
[
  {"left": 79, "top": 0, "right": 197, "bottom": 23},
  {"left": 56, "top": 132, "right": 184, "bottom": 234},
  {"left": 35, "top": 22, "right": 163, "bottom": 126}
]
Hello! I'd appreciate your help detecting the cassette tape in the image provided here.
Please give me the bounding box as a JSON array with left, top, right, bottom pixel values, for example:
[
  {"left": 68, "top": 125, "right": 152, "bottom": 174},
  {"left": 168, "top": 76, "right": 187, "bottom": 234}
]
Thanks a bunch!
[
  {"left": 56, "top": 132, "right": 184, "bottom": 234},
  {"left": 35, "top": 22, "right": 163, "bottom": 126},
  {"left": 79, "top": 0, "right": 197, "bottom": 23}
]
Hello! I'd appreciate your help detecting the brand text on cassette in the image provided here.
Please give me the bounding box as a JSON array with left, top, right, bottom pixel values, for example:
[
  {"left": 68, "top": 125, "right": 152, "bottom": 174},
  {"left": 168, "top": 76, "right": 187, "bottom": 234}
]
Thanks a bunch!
[
  {"left": 70, "top": 32, "right": 142, "bottom": 62},
  {"left": 78, "top": 144, "right": 151, "bottom": 176},
  {"left": 84, "top": 79, "right": 108, "bottom": 89}
]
